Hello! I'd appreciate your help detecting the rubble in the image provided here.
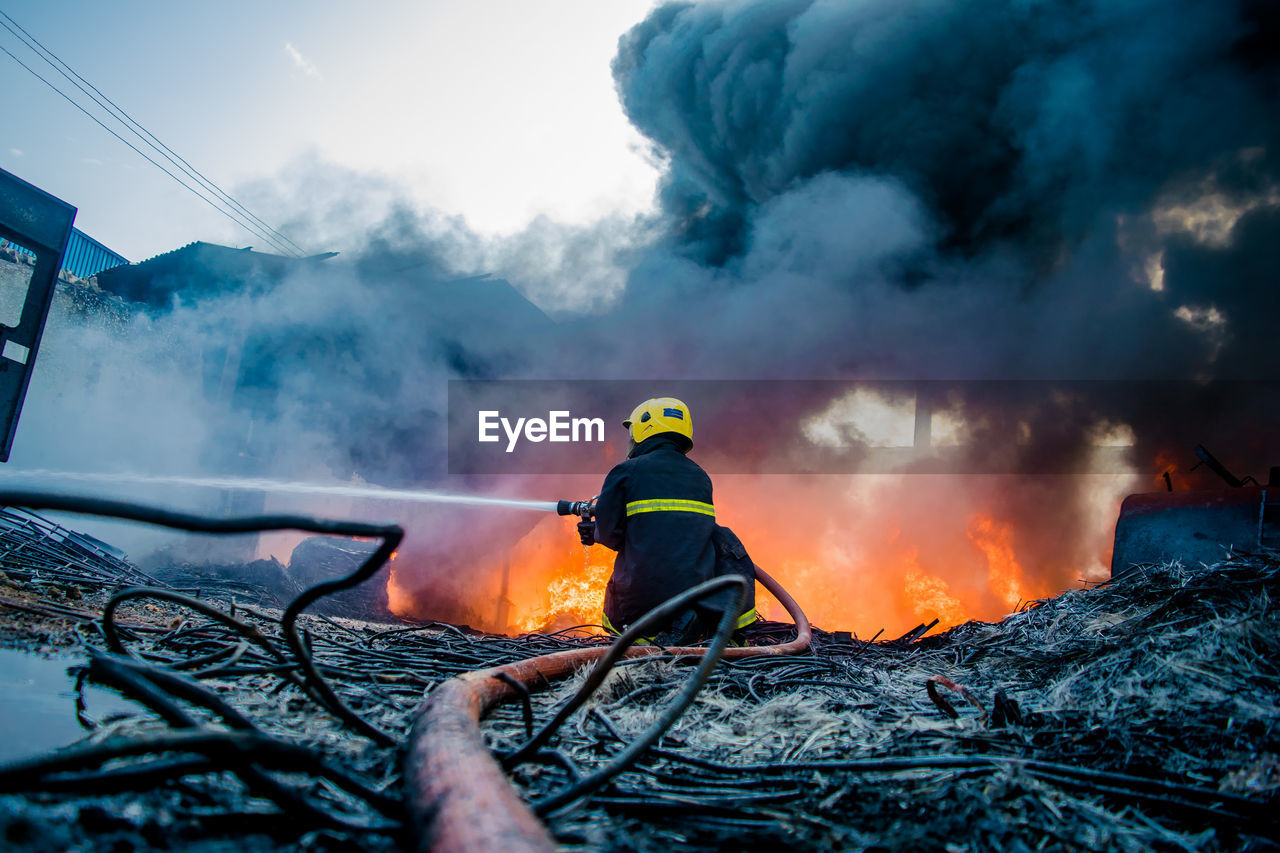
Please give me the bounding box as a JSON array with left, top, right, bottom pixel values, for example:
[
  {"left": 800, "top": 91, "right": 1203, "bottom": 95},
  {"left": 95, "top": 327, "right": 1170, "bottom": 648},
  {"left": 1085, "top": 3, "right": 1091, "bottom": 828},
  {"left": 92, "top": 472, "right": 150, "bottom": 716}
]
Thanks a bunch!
[
  {"left": 144, "top": 537, "right": 392, "bottom": 620},
  {"left": 0, "top": 500, "right": 1275, "bottom": 851},
  {"left": 492, "top": 555, "right": 1280, "bottom": 850}
]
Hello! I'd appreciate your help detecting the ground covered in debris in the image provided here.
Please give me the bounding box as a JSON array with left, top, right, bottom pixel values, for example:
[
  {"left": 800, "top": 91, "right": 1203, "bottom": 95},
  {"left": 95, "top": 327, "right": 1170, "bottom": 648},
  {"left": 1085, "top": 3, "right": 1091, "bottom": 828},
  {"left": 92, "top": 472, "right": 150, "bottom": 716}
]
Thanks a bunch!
[
  {"left": 0, "top": 504, "right": 1276, "bottom": 851},
  {"left": 489, "top": 554, "right": 1279, "bottom": 851}
]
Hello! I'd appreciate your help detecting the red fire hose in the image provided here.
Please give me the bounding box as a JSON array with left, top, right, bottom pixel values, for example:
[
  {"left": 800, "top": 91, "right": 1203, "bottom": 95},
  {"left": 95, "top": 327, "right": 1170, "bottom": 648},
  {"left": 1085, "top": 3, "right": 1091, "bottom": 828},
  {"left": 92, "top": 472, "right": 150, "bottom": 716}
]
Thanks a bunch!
[{"left": 403, "top": 566, "right": 811, "bottom": 853}]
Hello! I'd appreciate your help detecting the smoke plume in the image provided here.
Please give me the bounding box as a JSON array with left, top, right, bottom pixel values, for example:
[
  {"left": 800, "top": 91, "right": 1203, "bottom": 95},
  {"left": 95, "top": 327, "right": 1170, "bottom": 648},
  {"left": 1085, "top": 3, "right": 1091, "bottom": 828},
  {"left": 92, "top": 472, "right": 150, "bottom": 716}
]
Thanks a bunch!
[
  {"left": 7, "top": 0, "right": 1279, "bottom": 632},
  {"left": 599, "top": 0, "right": 1278, "bottom": 374}
]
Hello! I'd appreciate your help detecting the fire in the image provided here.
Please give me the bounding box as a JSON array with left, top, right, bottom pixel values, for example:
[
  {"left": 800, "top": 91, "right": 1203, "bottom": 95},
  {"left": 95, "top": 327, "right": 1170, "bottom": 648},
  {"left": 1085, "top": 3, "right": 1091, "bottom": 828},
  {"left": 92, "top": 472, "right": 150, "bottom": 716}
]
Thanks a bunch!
[
  {"left": 901, "top": 547, "right": 966, "bottom": 626},
  {"left": 505, "top": 516, "right": 612, "bottom": 635},
  {"left": 514, "top": 557, "right": 610, "bottom": 634},
  {"left": 382, "top": 470, "right": 1130, "bottom": 639},
  {"left": 967, "top": 514, "right": 1029, "bottom": 610},
  {"left": 386, "top": 560, "right": 415, "bottom": 616},
  {"left": 705, "top": 475, "right": 1114, "bottom": 636}
]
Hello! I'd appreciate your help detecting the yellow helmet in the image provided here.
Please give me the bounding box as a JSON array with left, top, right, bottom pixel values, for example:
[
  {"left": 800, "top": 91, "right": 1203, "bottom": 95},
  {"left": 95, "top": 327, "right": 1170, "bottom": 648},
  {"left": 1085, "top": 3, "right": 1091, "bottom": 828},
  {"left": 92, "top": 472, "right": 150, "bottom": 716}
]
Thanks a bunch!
[{"left": 623, "top": 397, "right": 693, "bottom": 452}]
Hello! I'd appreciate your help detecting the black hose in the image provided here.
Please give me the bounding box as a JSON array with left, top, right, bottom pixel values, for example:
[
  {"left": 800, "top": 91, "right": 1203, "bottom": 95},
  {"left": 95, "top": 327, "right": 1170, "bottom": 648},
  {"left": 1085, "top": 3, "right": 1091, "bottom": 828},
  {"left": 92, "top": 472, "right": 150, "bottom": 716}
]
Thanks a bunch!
[
  {"left": 508, "top": 576, "right": 748, "bottom": 815},
  {"left": 88, "top": 651, "right": 260, "bottom": 731},
  {"left": 81, "top": 651, "right": 373, "bottom": 827},
  {"left": 502, "top": 575, "right": 746, "bottom": 769},
  {"left": 104, "top": 588, "right": 290, "bottom": 663},
  {"left": 281, "top": 534, "right": 402, "bottom": 746},
  {"left": 0, "top": 490, "right": 403, "bottom": 746},
  {"left": 0, "top": 729, "right": 402, "bottom": 825}
]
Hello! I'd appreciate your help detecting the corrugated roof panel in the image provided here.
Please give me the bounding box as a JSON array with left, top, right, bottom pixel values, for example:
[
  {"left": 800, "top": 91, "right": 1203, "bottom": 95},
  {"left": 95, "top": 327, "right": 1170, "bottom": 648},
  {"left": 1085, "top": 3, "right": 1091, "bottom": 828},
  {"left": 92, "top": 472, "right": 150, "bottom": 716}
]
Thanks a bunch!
[
  {"left": 2, "top": 228, "right": 129, "bottom": 279},
  {"left": 62, "top": 228, "right": 129, "bottom": 278}
]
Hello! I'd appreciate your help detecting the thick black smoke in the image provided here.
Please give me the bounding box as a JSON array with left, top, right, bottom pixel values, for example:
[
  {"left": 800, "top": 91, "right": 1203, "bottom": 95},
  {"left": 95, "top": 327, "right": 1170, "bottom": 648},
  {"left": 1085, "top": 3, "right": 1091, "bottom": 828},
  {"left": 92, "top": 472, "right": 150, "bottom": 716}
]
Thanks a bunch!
[
  {"left": 573, "top": 0, "right": 1280, "bottom": 478},
  {"left": 615, "top": 0, "right": 1278, "bottom": 262}
]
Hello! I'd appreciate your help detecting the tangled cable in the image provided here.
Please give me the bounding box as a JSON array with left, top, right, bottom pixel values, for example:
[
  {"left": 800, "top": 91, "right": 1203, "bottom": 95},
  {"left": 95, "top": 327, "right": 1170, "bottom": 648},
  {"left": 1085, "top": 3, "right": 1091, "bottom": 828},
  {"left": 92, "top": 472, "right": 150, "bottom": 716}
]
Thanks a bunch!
[
  {"left": 404, "top": 565, "right": 811, "bottom": 852},
  {"left": 0, "top": 489, "right": 812, "bottom": 851}
]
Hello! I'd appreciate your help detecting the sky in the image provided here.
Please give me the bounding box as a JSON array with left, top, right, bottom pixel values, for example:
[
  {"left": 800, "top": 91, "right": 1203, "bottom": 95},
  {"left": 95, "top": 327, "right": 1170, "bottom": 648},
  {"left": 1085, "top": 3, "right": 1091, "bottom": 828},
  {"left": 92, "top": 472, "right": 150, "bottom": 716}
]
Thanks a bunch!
[{"left": 0, "top": 0, "right": 661, "bottom": 261}]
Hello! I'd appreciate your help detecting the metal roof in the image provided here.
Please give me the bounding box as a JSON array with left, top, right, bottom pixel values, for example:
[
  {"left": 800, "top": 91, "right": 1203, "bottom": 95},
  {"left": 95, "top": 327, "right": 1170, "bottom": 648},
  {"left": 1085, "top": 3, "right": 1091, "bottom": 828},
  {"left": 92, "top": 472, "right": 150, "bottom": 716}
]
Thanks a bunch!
[
  {"left": 62, "top": 228, "right": 128, "bottom": 278},
  {"left": 0, "top": 227, "right": 129, "bottom": 279}
]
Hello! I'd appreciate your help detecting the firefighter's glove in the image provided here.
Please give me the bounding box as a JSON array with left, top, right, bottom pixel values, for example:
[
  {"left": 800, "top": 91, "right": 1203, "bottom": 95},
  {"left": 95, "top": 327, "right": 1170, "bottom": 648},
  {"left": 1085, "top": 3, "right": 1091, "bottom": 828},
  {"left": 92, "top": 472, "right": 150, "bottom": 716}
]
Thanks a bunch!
[{"left": 577, "top": 521, "right": 596, "bottom": 547}]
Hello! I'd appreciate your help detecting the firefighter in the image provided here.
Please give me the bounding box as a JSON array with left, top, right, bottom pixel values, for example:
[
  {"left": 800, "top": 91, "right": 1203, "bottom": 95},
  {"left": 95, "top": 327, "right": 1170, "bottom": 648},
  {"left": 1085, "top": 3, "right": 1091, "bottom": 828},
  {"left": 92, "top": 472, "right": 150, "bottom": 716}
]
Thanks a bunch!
[{"left": 578, "top": 397, "right": 756, "bottom": 641}]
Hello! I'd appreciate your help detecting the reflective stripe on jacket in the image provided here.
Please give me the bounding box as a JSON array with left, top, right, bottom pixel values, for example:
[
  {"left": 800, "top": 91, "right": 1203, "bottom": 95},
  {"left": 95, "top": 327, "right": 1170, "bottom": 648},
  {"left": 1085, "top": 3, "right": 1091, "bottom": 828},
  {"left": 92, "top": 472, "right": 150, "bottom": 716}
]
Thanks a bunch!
[{"left": 625, "top": 498, "right": 716, "bottom": 517}]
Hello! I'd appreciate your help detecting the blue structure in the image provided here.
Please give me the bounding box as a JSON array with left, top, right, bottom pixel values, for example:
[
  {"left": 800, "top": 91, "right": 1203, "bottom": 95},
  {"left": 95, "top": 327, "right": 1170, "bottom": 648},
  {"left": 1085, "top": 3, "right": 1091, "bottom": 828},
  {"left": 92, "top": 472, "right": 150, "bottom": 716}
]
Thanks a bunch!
[
  {"left": 61, "top": 228, "right": 128, "bottom": 278},
  {"left": 0, "top": 227, "right": 128, "bottom": 279}
]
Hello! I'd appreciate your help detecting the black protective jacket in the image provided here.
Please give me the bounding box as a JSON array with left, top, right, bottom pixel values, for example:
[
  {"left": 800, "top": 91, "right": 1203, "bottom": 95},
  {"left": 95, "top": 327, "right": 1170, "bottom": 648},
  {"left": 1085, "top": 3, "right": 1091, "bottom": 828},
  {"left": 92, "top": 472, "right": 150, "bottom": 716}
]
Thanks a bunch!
[{"left": 594, "top": 434, "right": 717, "bottom": 630}]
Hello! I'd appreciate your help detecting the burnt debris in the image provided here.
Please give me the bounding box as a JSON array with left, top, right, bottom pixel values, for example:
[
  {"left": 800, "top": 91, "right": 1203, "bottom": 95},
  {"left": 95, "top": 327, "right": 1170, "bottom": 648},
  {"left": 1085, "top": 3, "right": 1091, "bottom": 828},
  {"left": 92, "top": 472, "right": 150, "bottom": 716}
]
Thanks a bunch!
[{"left": 0, "top": 492, "right": 1276, "bottom": 851}]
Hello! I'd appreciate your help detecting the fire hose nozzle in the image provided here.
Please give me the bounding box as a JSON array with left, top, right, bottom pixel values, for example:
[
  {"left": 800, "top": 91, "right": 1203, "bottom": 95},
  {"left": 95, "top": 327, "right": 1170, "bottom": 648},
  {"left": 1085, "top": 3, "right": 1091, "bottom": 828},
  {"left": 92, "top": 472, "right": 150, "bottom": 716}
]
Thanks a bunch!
[{"left": 556, "top": 497, "right": 598, "bottom": 519}]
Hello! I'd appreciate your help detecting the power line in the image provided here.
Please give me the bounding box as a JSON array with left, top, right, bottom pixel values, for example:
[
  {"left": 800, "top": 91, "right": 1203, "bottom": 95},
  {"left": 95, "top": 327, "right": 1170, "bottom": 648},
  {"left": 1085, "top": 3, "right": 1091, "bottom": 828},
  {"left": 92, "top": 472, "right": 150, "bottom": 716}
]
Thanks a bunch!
[
  {"left": 0, "top": 9, "right": 306, "bottom": 257},
  {"left": 0, "top": 40, "right": 289, "bottom": 254},
  {"left": 0, "top": 12, "right": 303, "bottom": 257},
  {"left": 0, "top": 19, "right": 300, "bottom": 258}
]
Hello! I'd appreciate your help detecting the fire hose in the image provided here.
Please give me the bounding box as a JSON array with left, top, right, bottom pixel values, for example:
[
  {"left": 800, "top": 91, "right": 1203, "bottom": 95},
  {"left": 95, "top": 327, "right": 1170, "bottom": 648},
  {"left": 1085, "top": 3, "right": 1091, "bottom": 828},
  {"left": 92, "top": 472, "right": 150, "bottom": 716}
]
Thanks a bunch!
[
  {"left": 403, "top": 563, "right": 811, "bottom": 853},
  {"left": 0, "top": 489, "right": 810, "bottom": 849}
]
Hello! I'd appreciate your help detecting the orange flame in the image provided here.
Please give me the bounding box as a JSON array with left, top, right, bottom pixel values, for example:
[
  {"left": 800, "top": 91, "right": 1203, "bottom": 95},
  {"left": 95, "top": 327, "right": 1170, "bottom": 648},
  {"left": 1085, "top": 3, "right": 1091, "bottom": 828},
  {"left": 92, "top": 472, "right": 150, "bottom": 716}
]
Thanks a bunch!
[
  {"left": 967, "top": 514, "right": 1029, "bottom": 610},
  {"left": 384, "top": 471, "right": 1129, "bottom": 639},
  {"left": 901, "top": 547, "right": 967, "bottom": 626},
  {"left": 514, "top": 557, "right": 610, "bottom": 634},
  {"left": 505, "top": 516, "right": 611, "bottom": 635},
  {"left": 386, "top": 562, "right": 414, "bottom": 615}
]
